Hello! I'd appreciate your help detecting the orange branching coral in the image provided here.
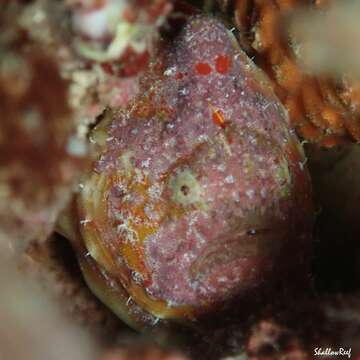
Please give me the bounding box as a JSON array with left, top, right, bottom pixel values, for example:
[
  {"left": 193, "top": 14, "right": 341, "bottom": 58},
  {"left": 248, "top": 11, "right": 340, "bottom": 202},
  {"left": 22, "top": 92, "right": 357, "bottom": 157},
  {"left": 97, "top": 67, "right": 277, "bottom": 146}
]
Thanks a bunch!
[{"left": 221, "top": 0, "right": 360, "bottom": 146}]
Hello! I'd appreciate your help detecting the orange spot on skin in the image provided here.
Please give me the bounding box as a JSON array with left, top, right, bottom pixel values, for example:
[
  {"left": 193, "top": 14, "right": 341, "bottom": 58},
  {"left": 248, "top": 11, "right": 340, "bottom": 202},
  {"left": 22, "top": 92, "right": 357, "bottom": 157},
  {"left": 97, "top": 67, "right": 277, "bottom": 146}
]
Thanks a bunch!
[
  {"left": 208, "top": 103, "right": 233, "bottom": 143},
  {"left": 212, "top": 109, "right": 226, "bottom": 129},
  {"left": 209, "top": 103, "right": 227, "bottom": 129},
  {"left": 175, "top": 72, "right": 184, "bottom": 80},
  {"left": 215, "top": 55, "right": 231, "bottom": 74},
  {"left": 195, "top": 63, "right": 212, "bottom": 75}
]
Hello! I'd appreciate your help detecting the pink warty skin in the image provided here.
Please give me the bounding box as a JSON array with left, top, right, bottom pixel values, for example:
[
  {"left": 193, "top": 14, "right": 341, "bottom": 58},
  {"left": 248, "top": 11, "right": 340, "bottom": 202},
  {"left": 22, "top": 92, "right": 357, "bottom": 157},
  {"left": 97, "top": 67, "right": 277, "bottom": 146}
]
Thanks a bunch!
[{"left": 77, "top": 16, "right": 313, "bottom": 325}]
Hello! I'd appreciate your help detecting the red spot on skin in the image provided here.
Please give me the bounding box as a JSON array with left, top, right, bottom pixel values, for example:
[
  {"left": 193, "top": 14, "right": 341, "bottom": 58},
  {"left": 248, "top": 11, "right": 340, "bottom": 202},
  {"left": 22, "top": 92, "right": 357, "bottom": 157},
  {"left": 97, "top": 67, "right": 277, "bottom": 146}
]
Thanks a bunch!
[
  {"left": 226, "top": 131, "right": 233, "bottom": 144},
  {"left": 175, "top": 72, "right": 184, "bottom": 80},
  {"left": 215, "top": 54, "right": 231, "bottom": 74},
  {"left": 195, "top": 62, "right": 212, "bottom": 75}
]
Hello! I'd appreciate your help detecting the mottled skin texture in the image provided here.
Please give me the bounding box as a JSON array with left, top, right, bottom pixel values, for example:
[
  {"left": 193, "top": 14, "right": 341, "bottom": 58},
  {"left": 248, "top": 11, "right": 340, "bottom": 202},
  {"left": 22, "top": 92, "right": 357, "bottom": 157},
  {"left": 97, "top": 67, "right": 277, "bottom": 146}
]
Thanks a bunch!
[{"left": 71, "top": 16, "right": 313, "bottom": 328}]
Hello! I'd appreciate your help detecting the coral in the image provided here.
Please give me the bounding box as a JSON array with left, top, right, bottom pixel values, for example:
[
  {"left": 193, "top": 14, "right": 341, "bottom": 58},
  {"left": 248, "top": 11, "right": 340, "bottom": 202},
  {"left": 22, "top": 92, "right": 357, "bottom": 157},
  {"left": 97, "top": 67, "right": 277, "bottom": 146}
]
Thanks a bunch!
[
  {"left": 219, "top": 0, "right": 360, "bottom": 146},
  {"left": 68, "top": 0, "right": 172, "bottom": 69},
  {"left": 24, "top": 235, "right": 124, "bottom": 336},
  {"left": 244, "top": 294, "right": 360, "bottom": 359},
  {"left": 0, "top": 249, "right": 189, "bottom": 360},
  {"left": 246, "top": 320, "right": 309, "bottom": 360},
  {"left": 7, "top": 0, "right": 171, "bottom": 137},
  {"left": 60, "top": 15, "right": 313, "bottom": 330},
  {"left": 101, "top": 345, "right": 188, "bottom": 360},
  {"left": 64, "top": 0, "right": 173, "bottom": 119},
  {"left": 0, "top": 2, "right": 88, "bottom": 252},
  {"left": 3, "top": 2, "right": 360, "bottom": 360},
  {"left": 0, "top": 258, "right": 97, "bottom": 360},
  {"left": 0, "top": 0, "right": 175, "bottom": 251}
]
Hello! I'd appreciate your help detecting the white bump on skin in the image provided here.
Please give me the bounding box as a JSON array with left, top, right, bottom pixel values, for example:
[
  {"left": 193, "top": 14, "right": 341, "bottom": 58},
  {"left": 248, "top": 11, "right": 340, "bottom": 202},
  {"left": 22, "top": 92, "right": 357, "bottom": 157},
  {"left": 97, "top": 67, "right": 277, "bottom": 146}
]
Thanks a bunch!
[
  {"left": 141, "top": 158, "right": 151, "bottom": 168},
  {"left": 148, "top": 184, "right": 162, "bottom": 200},
  {"left": 179, "top": 87, "right": 189, "bottom": 96},
  {"left": 164, "top": 137, "right": 176, "bottom": 148},
  {"left": 224, "top": 175, "right": 235, "bottom": 184},
  {"left": 232, "top": 191, "right": 241, "bottom": 202},
  {"left": 246, "top": 189, "right": 255, "bottom": 199},
  {"left": 164, "top": 66, "right": 177, "bottom": 76}
]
